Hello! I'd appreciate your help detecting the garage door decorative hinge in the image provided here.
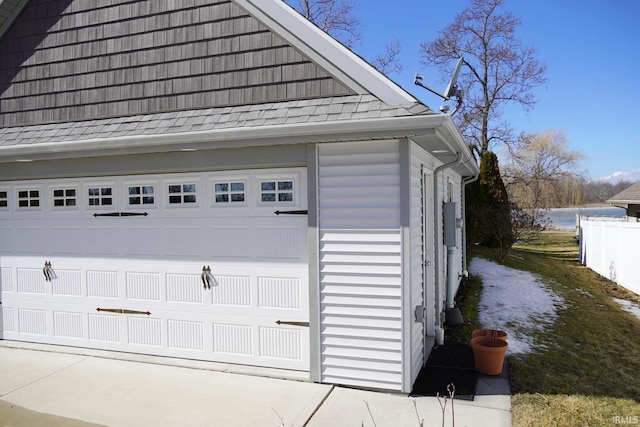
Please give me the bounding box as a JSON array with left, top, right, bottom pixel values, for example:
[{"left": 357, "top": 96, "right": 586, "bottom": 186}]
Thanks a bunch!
[
  {"left": 273, "top": 210, "right": 308, "bottom": 215},
  {"left": 93, "top": 212, "right": 149, "bottom": 217},
  {"left": 275, "top": 320, "right": 309, "bottom": 327},
  {"left": 96, "top": 308, "right": 151, "bottom": 315}
]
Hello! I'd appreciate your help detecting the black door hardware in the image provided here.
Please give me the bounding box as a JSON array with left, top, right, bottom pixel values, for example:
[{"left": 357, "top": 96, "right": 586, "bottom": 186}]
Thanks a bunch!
[
  {"left": 96, "top": 308, "right": 151, "bottom": 315},
  {"left": 275, "top": 320, "right": 309, "bottom": 327},
  {"left": 201, "top": 265, "right": 212, "bottom": 289},
  {"left": 274, "top": 210, "right": 308, "bottom": 215},
  {"left": 93, "top": 212, "right": 149, "bottom": 217},
  {"left": 43, "top": 261, "right": 53, "bottom": 281}
]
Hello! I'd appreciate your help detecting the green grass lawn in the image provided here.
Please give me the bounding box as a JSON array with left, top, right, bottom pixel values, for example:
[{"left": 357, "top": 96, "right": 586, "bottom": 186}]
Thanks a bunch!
[{"left": 452, "top": 231, "right": 640, "bottom": 427}]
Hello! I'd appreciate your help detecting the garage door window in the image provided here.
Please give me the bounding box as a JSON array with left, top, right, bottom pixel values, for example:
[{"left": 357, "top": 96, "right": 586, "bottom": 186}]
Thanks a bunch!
[
  {"left": 128, "top": 185, "right": 155, "bottom": 206},
  {"left": 88, "top": 187, "right": 113, "bottom": 206},
  {"left": 260, "top": 180, "right": 294, "bottom": 203},
  {"left": 0, "top": 189, "right": 7, "bottom": 209},
  {"left": 168, "top": 183, "right": 197, "bottom": 204},
  {"left": 214, "top": 181, "right": 246, "bottom": 204},
  {"left": 52, "top": 188, "right": 77, "bottom": 208},
  {"left": 17, "top": 189, "right": 40, "bottom": 208}
]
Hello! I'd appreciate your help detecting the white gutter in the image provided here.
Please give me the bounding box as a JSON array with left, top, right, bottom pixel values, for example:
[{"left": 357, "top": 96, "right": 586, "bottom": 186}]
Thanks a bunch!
[
  {"left": 0, "top": 114, "right": 450, "bottom": 162},
  {"left": 441, "top": 116, "right": 478, "bottom": 175}
]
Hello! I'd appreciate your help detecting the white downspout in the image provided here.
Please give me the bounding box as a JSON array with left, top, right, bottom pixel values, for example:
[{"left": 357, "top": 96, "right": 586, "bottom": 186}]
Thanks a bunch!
[
  {"left": 446, "top": 246, "right": 457, "bottom": 309},
  {"left": 443, "top": 174, "right": 479, "bottom": 327},
  {"left": 461, "top": 174, "right": 479, "bottom": 274},
  {"left": 433, "top": 152, "right": 462, "bottom": 345}
]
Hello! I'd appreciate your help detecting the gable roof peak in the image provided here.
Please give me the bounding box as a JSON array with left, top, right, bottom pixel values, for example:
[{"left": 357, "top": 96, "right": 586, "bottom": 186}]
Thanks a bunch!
[{"left": 236, "top": 0, "right": 417, "bottom": 107}]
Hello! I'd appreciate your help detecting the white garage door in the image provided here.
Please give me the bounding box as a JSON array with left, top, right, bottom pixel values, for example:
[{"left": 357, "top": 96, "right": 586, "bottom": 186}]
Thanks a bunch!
[{"left": 0, "top": 167, "right": 309, "bottom": 371}]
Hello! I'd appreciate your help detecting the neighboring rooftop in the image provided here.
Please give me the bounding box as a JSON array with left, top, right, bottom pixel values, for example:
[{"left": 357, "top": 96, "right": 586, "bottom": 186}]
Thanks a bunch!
[{"left": 608, "top": 181, "right": 640, "bottom": 205}]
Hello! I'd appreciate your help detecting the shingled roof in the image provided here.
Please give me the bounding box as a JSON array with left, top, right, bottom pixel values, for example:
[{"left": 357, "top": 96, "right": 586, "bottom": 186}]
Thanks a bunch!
[
  {"left": 0, "top": 1, "right": 478, "bottom": 178},
  {"left": 608, "top": 181, "right": 640, "bottom": 205},
  {"left": 0, "top": 95, "right": 433, "bottom": 148}
]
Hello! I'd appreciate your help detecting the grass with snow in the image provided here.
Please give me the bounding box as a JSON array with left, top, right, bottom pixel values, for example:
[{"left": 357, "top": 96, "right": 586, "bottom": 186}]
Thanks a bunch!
[{"left": 454, "top": 231, "right": 640, "bottom": 427}]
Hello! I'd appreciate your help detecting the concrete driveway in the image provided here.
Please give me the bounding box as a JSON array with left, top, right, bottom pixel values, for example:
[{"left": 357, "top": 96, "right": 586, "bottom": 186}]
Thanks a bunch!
[{"left": 0, "top": 343, "right": 511, "bottom": 426}]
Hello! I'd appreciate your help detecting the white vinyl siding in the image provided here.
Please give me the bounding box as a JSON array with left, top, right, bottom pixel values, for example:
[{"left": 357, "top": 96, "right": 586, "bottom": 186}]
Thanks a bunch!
[
  {"left": 408, "top": 143, "right": 439, "bottom": 387},
  {"left": 317, "top": 140, "right": 403, "bottom": 391},
  {"left": 409, "top": 151, "right": 426, "bottom": 385}
]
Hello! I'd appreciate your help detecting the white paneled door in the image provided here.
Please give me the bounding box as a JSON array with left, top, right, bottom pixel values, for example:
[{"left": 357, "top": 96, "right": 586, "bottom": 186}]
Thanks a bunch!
[{"left": 0, "top": 168, "right": 309, "bottom": 371}]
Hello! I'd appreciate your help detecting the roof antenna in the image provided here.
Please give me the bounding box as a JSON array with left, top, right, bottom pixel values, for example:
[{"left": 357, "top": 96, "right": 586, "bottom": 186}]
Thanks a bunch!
[{"left": 414, "top": 57, "right": 465, "bottom": 115}]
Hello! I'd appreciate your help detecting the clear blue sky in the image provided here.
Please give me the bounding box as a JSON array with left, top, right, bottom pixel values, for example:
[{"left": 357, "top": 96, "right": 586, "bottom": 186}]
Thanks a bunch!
[{"left": 350, "top": 0, "right": 640, "bottom": 182}]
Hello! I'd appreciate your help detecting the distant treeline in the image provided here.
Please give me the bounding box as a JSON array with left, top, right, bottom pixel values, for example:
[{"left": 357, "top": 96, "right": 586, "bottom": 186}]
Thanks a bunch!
[
  {"left": 508, "top": 177, "right": 636, "bottom": 208},
  {"left": 580, "top": 180, "right": 636, "bottom": 206}
]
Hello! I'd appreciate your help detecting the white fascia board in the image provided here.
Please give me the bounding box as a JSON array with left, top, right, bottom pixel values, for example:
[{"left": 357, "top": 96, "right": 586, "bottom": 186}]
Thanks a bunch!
[
  {"left": 440, "top": 116, "right": 479, "bottom": 177},
  {"left": 236, "top": 0, "right": 416, "bottom": 106},
  {"left": 0, "top": 115, "right": 449, "bottom": 161}
]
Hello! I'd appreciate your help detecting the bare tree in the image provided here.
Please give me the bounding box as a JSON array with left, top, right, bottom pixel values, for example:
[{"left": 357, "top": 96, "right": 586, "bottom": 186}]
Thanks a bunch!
[
  {"left": 504, "top": 129, "right": 583, "bottom": 224},
  {"left": 371, "top": 39, "right": 404, "bottom": 76},
  {"left": 582, "top": 180, "right": 636, "bottom": 205},
  {"left": 419, "top": 0, "right": 547, "bottom": 158},
  {"left": 289, "top": 0, "right": 361, "bottom": 48},
  {"left": 285, "top": 0, "right": 404, "bottom": 76}
]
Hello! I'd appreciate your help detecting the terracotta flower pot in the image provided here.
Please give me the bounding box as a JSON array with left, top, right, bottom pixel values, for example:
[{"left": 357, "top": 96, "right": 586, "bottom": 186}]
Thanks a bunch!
[
  {"left": 472, "top": 328, "right": 508, "bottom": 341},
  {"left": 470, "top": 336, "right": 508, "bottom": 375}
]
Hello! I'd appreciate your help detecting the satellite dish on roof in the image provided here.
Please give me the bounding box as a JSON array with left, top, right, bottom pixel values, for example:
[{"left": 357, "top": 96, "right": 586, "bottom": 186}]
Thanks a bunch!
[
  {"left": 414, "top": 57, "right": 465, "bottom": 115},
  {"left": 443, "top": 57, "right": 464, "bottom": 100}
]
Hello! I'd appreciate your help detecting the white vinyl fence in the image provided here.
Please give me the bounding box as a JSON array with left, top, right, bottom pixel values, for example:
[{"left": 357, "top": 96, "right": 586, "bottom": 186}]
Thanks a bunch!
[{"left": 579, "top": 219, "right": 640, "bottom": 295}]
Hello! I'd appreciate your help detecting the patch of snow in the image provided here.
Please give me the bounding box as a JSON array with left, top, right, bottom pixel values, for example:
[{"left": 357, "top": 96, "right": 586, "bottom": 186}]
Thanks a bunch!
[
  {"left": 469, "top": 257, "right": 565, "bottom": 355},
  {"left": 614, "top": 298, "right": 640, "bottom": 321}
]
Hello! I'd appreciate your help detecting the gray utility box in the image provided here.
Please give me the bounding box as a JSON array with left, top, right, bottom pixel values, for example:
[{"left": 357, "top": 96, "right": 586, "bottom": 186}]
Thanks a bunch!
[{"left": 443, "top": 202, "right": 458, "bottom": 248}]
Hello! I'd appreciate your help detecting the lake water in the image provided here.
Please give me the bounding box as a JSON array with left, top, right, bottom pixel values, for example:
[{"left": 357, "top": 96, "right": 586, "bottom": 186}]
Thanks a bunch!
[{"left": 544, "top": 207, "right": 626, "bottom": 230}]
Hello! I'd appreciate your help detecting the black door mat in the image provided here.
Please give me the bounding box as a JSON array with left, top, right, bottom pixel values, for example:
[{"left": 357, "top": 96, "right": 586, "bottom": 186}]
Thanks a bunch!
[
  {"left": 411, "top": 366, "right": 478, "bottom": 400},
  {"left": 410, "top": 344, "right": 478, "bottom": 400},
  {"left": 426, "top": 343, "right": 475, "bottom": 369}
]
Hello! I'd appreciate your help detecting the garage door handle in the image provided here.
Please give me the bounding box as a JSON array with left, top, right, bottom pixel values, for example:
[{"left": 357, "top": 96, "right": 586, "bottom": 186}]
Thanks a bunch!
[
  {"left": 201, "top": 265, "right": 212, "bottom": 289},
  {"left": 43, "top": 261, "right": 54, "bottom": 282},
  {"left": 275, "top": 320, "right": 309, "bottom": 327}
]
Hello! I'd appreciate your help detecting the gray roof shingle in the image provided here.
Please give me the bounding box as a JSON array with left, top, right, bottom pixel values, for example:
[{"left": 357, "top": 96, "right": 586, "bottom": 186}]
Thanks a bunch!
[
  {"left": 0, "top": 95, "right": 434, "bottom": 148},
  {"left": 608, "top": 181, "right": 640, "bottom": 204}
]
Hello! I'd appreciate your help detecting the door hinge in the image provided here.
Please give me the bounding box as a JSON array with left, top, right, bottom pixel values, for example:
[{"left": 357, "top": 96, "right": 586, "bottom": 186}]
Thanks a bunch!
[
  {"left": 274, "top": 210, "right": 308, "bottom": 215},
  {"left": 96, "top": 308, "right": 151, "bottom": 315},
  {"left": 93, "top": 212, "right": 149, "bottom": 217},
  {"left": 275, "top": 320, "right": 309, "bottom": 327}
]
